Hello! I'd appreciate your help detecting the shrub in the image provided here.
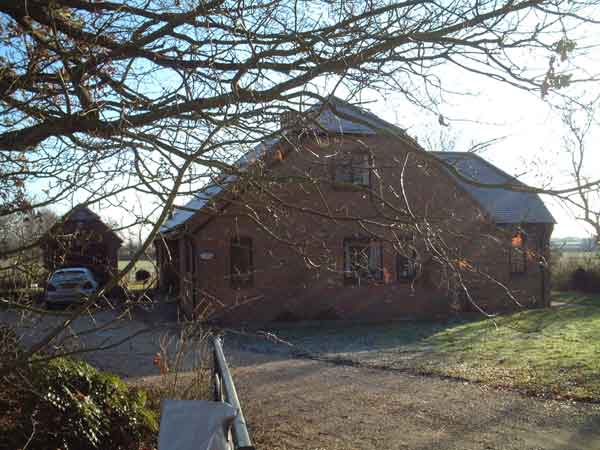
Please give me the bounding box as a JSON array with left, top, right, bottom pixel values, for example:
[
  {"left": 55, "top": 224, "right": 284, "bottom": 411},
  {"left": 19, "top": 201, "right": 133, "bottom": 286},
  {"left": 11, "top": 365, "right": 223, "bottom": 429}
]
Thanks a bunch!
[
  {"left": 107, "top": 284, "right": 128, "bottom": 300},
  {"left": 0, "top": 325, "right": 19, "bottom": 359},
  {"left": 135, "top": 269, "right": 151, "bottom": 282},
  {"left": 0, "top": 357, "right": 158, "bottom": 450},
  {"left": 552, "top": 253, "right": 600, "bottom": 293}
]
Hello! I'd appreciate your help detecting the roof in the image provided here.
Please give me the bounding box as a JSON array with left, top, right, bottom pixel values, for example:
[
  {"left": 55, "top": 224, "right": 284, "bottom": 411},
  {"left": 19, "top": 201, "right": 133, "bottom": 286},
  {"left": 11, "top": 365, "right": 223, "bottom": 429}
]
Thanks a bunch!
[
  {"left": 159, "top": 143, "right": 277, "bottom": 233},
  {"left": 47, "top": 206, "right": 123, "bottom": 243},
  {"left": 160, "top": 97, "right": 404, "bottom": 234},
  {"left": 160, "top": 177, "right": 234, "bottom": 232},
  {"left": 160, "top": 97, "right": 555, "bottom": 234},
  {"left": 432, "top": 152, "right": 555, "bottom": 224},
  {"left": 310, "top": 97, "right": 406, "bottom": 136},
  {"left": 68, "top": 206, "right": 101, "bottom": 222}
]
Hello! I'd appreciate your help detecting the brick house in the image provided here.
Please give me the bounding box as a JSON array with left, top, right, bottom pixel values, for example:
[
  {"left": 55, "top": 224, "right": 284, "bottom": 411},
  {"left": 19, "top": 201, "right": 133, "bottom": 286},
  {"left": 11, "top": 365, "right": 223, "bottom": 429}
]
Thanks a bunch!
[
  {"left": 42, "top": 207, "right": 122, "bottom": 285},
  {"left": 156, "top": 97, "right": 555, "bottom": 323}
]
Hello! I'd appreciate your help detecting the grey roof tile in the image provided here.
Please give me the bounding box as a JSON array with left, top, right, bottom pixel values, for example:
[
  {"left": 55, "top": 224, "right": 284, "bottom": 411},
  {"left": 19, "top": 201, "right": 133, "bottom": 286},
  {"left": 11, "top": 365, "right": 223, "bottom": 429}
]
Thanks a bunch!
[
  {"left": 309, "top": 97, "right": 406, "bottom": 136},
  {"left": 160, "top": 98, "right": 555, "bottom": 233},
  {"left": 432, "top": 152, "right": 555, "bottom": 224}
]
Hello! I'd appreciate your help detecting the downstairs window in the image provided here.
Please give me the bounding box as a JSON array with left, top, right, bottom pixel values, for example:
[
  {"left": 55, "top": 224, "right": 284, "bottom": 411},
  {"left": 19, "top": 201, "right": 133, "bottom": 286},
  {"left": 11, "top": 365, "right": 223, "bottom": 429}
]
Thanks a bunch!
[
  {"left": 343, "top": 239, "right": 383, "bottom": 285},
  {"left": 230, "top": 236, "right": 254, "bottom": 288}
]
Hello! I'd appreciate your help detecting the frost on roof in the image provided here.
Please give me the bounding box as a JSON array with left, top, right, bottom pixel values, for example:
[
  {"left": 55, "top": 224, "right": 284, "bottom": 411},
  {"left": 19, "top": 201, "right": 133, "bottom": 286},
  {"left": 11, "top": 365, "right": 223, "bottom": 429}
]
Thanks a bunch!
[
  {"left": 160, "top": 138, "right": 281, "bottom": 233},
  {"left": 432, "top": 152, "right": 555, "bottom": 224},
  {"left": 310, "top": 98, "right": 405, "bottom": 136},
  {"left": 236, "top": 138, "right": 281, "bottom": 169},
  {"left": 159, "top": 175, "right": 241, "bottom": 233},
  {"left": 316, "top": 109, "right": 378, "bottom": 135}
]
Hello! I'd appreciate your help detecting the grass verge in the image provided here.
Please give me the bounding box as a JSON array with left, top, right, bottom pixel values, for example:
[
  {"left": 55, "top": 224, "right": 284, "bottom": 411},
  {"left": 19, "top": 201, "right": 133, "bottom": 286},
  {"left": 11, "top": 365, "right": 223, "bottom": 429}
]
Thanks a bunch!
[{"left": 416, "top": 292, "right": 600, "bottom": 401}]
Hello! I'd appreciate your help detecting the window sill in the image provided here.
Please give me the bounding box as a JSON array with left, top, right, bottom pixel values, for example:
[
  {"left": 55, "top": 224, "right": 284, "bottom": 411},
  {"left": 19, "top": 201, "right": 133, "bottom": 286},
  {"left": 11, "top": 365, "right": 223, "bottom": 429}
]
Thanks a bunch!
[
  {"left": 343, "top": 277, "right": 384, "bottom": 286},
  {"left": 397, "top": 278, "right": 417, "bottom": 284}
]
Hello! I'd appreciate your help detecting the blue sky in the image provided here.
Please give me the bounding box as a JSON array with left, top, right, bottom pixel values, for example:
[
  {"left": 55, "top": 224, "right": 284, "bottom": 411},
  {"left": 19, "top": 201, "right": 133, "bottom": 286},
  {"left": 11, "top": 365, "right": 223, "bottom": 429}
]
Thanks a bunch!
[
  {"left": 39, "top": 76, "right": 598, "bottom": 240},
  {"left": 18, "top": 3, "right": 600, "bottom": 240},
  {"left": 358, "top": 65, "right": 600, "bottom": 238}
]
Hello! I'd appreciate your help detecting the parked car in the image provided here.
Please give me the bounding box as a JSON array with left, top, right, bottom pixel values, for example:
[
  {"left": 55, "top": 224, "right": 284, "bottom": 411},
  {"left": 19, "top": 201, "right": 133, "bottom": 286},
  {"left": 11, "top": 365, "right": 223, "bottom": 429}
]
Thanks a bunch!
[{"left": 45, "top": 267, "right": 99, "bottom": 308}]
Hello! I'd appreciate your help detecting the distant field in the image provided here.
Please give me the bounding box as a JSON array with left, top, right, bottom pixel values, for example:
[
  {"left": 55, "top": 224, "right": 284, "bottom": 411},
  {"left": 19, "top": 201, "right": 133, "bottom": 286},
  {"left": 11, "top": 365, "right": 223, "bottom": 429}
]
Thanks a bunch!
[
  {"left": 118, "top": 259, "right": 157, "bottom": 289},
  {"left": 557, "top": 251, "right": 599, "bottom": 260},
  {"left": 552, "top": 250, "right": 599, "bottom": 264}
]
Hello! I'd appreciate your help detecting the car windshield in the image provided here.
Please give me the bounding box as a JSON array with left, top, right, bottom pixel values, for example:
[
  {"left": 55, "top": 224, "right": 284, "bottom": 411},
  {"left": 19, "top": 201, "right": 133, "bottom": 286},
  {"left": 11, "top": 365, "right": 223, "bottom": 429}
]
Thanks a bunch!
[{"left": 52, "top": 270, "right": 87, "bottom": 280}]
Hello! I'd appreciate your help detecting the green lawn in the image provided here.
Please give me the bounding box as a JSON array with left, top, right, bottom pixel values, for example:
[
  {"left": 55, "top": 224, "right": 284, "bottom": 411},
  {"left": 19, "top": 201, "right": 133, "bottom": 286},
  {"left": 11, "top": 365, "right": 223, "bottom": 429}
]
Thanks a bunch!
[{"left": 416, "top": 292, "right": 600, "bottom": 401}]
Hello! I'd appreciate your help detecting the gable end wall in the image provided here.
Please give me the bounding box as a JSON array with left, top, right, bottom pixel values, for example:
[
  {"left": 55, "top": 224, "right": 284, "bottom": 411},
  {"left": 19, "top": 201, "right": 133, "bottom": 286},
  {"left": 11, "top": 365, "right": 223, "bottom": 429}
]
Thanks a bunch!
[{"left": 169, "top": 134, "right": 552, "bottom": 322}]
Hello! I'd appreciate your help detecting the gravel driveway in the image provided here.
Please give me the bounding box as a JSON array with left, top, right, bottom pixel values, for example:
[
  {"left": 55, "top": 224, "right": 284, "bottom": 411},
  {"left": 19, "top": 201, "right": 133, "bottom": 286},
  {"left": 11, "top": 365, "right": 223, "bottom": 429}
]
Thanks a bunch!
[
  {"left": 221, "top": 325, "right": 600, "bottom": 450},
  {"left": 233, "top": 355, "right": 600, "bottom": 450},
  {"left": 1, "top": 302, "right": 191, "bottom": 378}
]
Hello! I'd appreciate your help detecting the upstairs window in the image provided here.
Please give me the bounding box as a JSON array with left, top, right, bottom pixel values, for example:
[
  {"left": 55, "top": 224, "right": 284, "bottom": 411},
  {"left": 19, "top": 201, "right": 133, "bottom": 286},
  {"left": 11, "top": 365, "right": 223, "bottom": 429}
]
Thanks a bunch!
[
  {"left": 334, "top": 152, "right": 371, "bottom": 187},
  {"left": 344, "top": 238, "right": 383, "bottom": 285},
  {"left": 397, "top": 249, "right": 419, "bottom": 282},
  {"left": 509, "top": 231, "right": 527, "bottom": 275},
  {"left": 230, "top": 236, "right": 254, "bottom": 288}
]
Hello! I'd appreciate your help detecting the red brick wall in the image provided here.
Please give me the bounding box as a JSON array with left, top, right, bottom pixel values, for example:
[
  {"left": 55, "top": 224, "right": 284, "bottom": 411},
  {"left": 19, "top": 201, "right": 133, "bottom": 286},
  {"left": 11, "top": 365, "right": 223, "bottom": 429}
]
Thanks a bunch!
[{"left": 169, "top": 134, "right": 553, "bottom": 323}]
